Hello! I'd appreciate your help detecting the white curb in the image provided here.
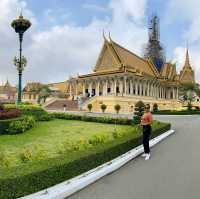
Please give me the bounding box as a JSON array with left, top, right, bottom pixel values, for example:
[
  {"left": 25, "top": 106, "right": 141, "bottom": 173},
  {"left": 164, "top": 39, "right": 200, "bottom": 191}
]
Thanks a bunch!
[{"left": 19, "top": 129, "right": 175, "bottom": 199}]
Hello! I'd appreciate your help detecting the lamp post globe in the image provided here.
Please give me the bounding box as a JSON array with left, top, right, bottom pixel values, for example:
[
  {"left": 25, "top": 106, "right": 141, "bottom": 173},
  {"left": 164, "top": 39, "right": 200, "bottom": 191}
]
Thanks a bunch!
[{"left": 11, "top": 13, "right": 31, "bottom": 105}]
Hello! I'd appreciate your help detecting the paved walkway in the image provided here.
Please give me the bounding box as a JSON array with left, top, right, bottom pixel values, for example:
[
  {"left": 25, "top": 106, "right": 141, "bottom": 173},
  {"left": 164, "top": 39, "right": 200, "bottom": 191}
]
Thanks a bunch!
[{"left": 68, "top": 115, "right": 200, "bottom": 199}]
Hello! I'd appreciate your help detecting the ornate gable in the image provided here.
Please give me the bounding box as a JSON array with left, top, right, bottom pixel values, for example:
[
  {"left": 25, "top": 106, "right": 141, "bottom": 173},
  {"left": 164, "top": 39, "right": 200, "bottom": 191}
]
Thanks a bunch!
[
  {"left": 94, "top": 38, "right": 122, "bottom": 72},
  {"left": 110, "top": 40, "right": 159, "bottom": 77},
  {"left": 160, "top": 63, "right": 177, "bottom": 80}
]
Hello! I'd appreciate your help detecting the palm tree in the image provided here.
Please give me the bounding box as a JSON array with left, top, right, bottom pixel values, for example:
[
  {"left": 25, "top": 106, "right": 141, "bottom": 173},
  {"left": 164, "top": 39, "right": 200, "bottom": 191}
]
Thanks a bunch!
[
  {"left": 180, "top": 83, "right": 196, "bottom": 110},
  {"left": 37, "top": 86, "right": 51, "bottom": 104}
]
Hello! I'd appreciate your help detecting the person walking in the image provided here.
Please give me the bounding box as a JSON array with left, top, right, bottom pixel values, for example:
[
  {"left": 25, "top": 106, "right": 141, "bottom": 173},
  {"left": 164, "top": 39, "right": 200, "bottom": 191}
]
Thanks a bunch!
[{"left": 141, "top": 104, "right": 153, "bottom": 160}]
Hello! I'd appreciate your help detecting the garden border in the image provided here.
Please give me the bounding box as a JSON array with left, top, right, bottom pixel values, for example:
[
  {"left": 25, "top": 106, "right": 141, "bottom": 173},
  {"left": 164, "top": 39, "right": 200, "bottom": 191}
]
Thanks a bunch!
[{"left": 20, "top": 129, "right": 175, "bottom": 199}]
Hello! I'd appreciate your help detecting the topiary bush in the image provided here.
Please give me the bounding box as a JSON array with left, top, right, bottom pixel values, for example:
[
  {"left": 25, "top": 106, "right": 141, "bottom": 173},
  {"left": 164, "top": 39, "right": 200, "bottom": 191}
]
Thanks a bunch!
[
  {"left": 133, "top": 101, "right": 145, "bottom": 124},
  {"left": 101, "top": 104, "right": 107, "bottom": 113},
  {"left": 114, "top": 104, "right": 121, "bottom": 114},
  {"left": 87, "top": 104, "right": 93, "bottom": 112},
  {"left": 153, "top": 103, "right": 158, "bottom": 112}
]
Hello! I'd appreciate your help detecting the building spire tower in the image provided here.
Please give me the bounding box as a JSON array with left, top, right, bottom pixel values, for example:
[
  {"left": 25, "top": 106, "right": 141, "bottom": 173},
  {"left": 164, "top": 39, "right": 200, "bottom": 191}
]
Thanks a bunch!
[
  {"left": 179, "top": 48, "right": 195, "bottom": 84},
  {"left": 143, "top": 15, "right": 165, "bottom": 72}
]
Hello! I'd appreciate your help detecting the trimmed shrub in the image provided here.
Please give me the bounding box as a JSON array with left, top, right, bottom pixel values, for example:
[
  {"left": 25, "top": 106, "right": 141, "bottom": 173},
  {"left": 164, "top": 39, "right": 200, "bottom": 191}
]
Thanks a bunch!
[
  {"left": 51, "top": 113, "right": 133, "bottom": 125},
  {"left": 87, "top": 104, "right": 93, "bottom": 112},
  {"left": 153, "top": 103, "right": 158, "bottom": 112},
  {"left": 133, "top": 101, "right": 145, "bottom": 124},
  {"left": 101, "top": 104, "right": 107, "bottom": 113},
  {"left": 7, "top": 116, "right": 36, "bottom": 135},
  {"left": 114, "top": 104, "right": 121, "bottom": 114},
  {"left": 0, "top": 117, "right": 24, "bottom": 135},
  {"left": 0, "top": 122, "right": 170, "bottom": 199}
]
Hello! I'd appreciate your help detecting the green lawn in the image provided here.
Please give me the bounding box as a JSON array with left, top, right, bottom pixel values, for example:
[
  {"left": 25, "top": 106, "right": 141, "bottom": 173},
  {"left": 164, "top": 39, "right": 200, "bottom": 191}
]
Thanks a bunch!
[{"left": 0, "top": 119, "right": 139, "bottom": 168}]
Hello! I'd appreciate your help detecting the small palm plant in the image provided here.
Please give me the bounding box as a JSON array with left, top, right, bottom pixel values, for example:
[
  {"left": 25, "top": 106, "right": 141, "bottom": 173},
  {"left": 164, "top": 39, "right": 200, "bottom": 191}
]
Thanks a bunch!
[
  {"left": 87, "top": 104, "right": 93, "bottom": 112},
  {"left": 101, "top": 104, "right": 107, "bottom": 113}
]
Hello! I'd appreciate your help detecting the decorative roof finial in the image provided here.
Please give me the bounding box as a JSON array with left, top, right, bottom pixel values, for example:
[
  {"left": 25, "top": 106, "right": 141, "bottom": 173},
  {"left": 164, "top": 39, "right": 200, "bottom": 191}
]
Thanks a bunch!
[
  {"left": 109, "top": 31, "right": 112, "bottom": 41},
  {"left": 103, "top": 29, "right": 106, "bottom": 40},
  {"left": 19, "top": 8, "right": 23, "bottom": 19}
]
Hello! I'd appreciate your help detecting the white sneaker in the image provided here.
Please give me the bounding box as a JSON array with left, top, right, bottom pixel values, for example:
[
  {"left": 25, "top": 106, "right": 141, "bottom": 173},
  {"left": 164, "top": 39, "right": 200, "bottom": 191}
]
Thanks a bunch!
[
  {"left": 141, "top": 153, "right": 147, "bottom": 157},
  {"left": 145, "top": 153, "right": 151, "bottom": 160}
]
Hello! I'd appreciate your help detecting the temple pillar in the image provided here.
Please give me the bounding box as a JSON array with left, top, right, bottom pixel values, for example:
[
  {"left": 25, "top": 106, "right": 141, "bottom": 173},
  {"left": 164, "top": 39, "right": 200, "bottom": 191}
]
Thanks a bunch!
[
  {"left": 176, "top": 87, "right": 179, "bottom": 100},
  {"left": 96, "top": 81, "right": 100, "bottom": 96},
  {"left": 147, "top": 81, "right": 150, "bottom": 96},
  {"left": 119, "top": 79, "right": 123, "bottom": 95},
  {"left": 130, "top": 79, "right": 133, "bottom": 95},
  {"left": 88, "top": 81, "right": 92, "bottom": 97},
  {"left": 114, "top": 79, "right": 117, "bottom": 96},
  {"left": 139, "top": 81, "right": 142, "bottom": 96},
  {"left": 124, "top": 76, "right": 127, "bottom": 95},
  {"left": 135, "top": 79, "right": 138, "bottom": 95}
]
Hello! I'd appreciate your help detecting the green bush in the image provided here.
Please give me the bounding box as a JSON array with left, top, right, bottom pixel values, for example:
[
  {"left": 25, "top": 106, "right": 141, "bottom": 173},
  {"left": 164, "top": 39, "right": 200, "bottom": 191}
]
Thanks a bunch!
[
  {"left": 0, "top": 152, "right": 13, "bottom": 168},
  {"left": 153, "top": 103, "right": 158, "bottom": 112},
  {"left": 112, "top": 131, "right": 125, "bottom": 139},
  {"left": 87, "top": 104, "right": 93, "bottom": 112},
  {"left": 101, "top": 104, "right": 107, "bottom": 113},
  {"left": 0, "top": 117, "right": 24, "bottom": 135},
  {"left": 88, "top": 134, "right": 110, "bottom": 146},
  {"left": 19, "top": 145, "right": 46, "bottom": 163},
  {"left": 0, "top": 122, "right": 170, "bottom": 199},
  {"left": 8, "top": 116, "right": 36, "bottom": 135},
  {"left": 133, "top": 101, "right": 145, "bottom": 124},
  {"left": 114, "top": 104, "right": 121, "bottom": 114},
  {"left": 132, "top": 115, "right": 141, "bottom": 125}
]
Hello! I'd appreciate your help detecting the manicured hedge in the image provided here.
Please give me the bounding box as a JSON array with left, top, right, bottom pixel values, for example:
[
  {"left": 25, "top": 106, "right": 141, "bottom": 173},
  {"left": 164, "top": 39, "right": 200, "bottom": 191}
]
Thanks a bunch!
[
  {"left": 51, "top": 112, "right": 132, "bottom": 125},
  {"left": 0, "top": 116, "right": 36, "bottom": 135},
  {"left": 0, "top": 122, "right": 171, "bottom": 199},
  {"left": 0, "top": 117, "right": 24, "bottom": 135},
  {"left": 153, "top": 110, "right": 200, "bottom": 115},
  {"left": 4, "top": 104, "right": 50, "bottom": 121}
]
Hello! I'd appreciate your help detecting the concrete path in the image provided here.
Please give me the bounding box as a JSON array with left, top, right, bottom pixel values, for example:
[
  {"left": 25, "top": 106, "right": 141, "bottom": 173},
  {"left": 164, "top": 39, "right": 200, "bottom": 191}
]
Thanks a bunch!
[{"left": 68, "top": 115, "right": 200, "bottom": 199}]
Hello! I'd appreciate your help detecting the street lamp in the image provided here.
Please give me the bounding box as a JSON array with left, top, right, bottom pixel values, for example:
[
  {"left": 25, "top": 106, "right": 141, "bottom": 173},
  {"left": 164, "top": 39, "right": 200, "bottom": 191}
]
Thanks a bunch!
[{"left": 11, "top": 13, "right": 31, "bottom": 104}]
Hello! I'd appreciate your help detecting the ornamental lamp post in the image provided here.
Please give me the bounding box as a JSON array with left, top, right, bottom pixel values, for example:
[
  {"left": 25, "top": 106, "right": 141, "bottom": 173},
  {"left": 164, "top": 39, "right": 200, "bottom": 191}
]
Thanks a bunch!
[{"left": 11, "top": 13, "right": 31, "bottom": 104}]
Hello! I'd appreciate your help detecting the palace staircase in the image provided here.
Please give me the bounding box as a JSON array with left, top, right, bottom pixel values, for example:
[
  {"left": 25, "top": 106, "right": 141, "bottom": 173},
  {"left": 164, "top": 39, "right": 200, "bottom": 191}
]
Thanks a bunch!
[{"left": 44, "top": 97, "right": 89, "bottom": 111}]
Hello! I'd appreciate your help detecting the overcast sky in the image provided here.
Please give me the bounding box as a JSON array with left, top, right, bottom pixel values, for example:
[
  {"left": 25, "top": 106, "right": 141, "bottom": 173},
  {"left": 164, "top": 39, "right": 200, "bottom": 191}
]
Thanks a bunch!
[{"left": 0, "top": 0, "right": 200, "bottom": 86}]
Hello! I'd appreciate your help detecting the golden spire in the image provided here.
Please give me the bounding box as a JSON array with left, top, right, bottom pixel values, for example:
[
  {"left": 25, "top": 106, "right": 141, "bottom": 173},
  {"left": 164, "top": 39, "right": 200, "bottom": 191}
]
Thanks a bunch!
[{"left": 184, "top": 48, "right": 191, "bottom": 69}]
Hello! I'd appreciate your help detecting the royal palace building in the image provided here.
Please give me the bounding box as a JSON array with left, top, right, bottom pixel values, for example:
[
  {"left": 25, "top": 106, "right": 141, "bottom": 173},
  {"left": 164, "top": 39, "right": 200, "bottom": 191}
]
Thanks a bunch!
[{"left": 66, "top": 33, "right": 195, "bottom": 112}]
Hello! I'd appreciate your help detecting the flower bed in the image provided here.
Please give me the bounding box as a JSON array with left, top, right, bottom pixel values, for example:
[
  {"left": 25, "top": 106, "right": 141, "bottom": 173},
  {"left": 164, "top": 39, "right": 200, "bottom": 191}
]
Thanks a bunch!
[
  {"left": 0, "top": 109, "right": 21, "bottom": 120},
  {"left": 5, "top": 104, "right": 51, "bottom": 121}
]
